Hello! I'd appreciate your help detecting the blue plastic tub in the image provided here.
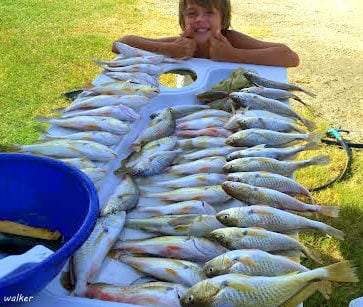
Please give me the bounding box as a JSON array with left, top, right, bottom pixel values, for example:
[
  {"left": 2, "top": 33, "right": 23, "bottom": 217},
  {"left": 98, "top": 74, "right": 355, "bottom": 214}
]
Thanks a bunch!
[{"left": 0, "top": 153, "right": 99, "bottom": 298}]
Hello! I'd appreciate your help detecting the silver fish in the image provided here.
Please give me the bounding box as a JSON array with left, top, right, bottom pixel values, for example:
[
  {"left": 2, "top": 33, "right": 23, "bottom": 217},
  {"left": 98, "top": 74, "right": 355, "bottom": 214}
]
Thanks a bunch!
[
  {"left": 118, "top": 255, "right": 206, "bottom": 287},
  {"left": 126, "top": 214, "right": 226, "bottom": 237},
  {"left": 226, "top": 142, "right": 320, "bottom": 161},
  {"left": 229, "top": 92, "right": 315, "bottom": 130},
  {"left": 167, "top": 156, "right": 226, "bottom": 175},
  {"left": 221, "top": 181, "right": 340, "bottom": 218},
  {"left": 86, "top": 81, "right": 159, "bottom": 97},
  {"left": 177, "top": 109, "right": 231, "bottom": 122},
  {"left": 35, "top": 115, "right": 130, "bottom": 135},
  {"left": 225, "top": 129, "right": 320, "bottom": 147},
  {"left": 144, "top": 185, "right": 231, "bottom": 204},
  {"left": 105, "top": 71, "right": 159, "bottom": 87},
  {"left": 177, "top": 136, "right": 226, "bottom": 150},
  {"left": 59, "top": 157, "right": 96, "bottom": 169},
  {"left": 93, "top": 55, "right": 164, "bottom": 67},
  {"left": 85, "top": 281, "right": 186, "bottom": 307},
  {"left": 127, "top": 200, "right": 217, "bottom": 218},
  {"left": 209, "top": 227, "right": 320, "bottom": 262},
  {"left": 44, "top": 131, "right": 122, "bottom": 146},
  {"left": 154, "top": 173, "right": 227, "bottom": 188},
  {"left": 60, "top": 104, "right": 140, "bottom": 122},
  {"left": 217, "top": 205, "right": 344, "bottom": 240},
  {"left": 226, "top": 171, "right": 314, "bottom": 200},
  {"left": 113, "top": 236, "right": 229, "bottom": 262},
  {"left": 72, "top": 211, "right": 126, "bottom": 296},
  {"left": 244, "top": 71, "right": 316, "bottom": 97},
  {"left": 132, "top": 108, "right": 175, "bottom": 151},
  {"left": 182, "top": 146, "right": 244, "bottom": 161},
  {"left": 176, "top": 127, "right": 232, "bottom": 138},
  {"left": 204, "top": 249, "right": 309, "bottom": 277},
  {"left": 180, "top": 261, "right": 358, "bottom": 307},
  {"left": 1, "top": 139, "right": 117, "bottom": 161},
  {"left": 150, "top": 105, "right": 210, "bottom": 119},
  {"left": 101, "top": 175, "right": 140, "bottom": 215},
  {"left": 222, "top": 155, "right": 330, "bottom": 177}
]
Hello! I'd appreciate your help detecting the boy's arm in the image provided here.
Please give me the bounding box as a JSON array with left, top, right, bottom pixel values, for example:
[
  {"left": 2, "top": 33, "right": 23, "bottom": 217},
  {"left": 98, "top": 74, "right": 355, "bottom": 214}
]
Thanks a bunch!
[
  {"left": 112, "top": 35, "right": 196, "bottom": 59},
  {"left": 211, "top": 30, "right": 300, "bottom": 67}
]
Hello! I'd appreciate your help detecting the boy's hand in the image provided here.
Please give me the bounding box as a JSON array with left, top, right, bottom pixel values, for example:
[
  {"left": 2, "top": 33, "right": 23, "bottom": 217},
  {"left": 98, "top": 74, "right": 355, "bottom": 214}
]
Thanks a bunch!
[
  {"left": 209, "top": 30, "right": 234, "bottom": 61},
  {"left": 169, "top": 25, "right": 196, "bottom": 59}
]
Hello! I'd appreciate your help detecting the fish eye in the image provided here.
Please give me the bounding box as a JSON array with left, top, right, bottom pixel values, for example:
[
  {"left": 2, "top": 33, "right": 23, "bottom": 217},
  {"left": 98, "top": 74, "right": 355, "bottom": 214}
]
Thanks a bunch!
[
  {"left": 188, "top": 295, "right": 194, "bottom": 303},
  {"left": 222, "top": 214, "right": 229, "bottom": 220},
  {"left": 218, "top": 233, "right": 225, "bottom": 239},
  {"left": 208, "top": 266, "right": 214, "bottom": 272}
]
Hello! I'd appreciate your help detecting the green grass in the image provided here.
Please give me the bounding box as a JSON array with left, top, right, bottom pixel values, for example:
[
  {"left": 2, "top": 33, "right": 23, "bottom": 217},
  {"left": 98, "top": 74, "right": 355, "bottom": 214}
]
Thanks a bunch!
[{"left": 1, "top": 1, "right": 362, "bottom": 305}]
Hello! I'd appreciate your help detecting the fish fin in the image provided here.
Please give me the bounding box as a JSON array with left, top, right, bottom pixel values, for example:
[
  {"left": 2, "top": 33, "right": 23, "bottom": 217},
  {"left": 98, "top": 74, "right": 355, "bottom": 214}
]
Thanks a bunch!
[
  {"left": 237, "top": 257, "right": 257, "bottom": 267},
  {"left": 323, "top": 225, "right": 345, "bottom": 240},
  {"left": 324, "top": 260, "right": 359, "bottom": 282},
  {"left": 300, "top": 117, "right": 316, "bottom": 131},
  {"left": 286, "top": 256, "right": 301, "bottom": 263},
  {"left": 34, "top": 125, "right": 49, "bottom": 134},
  {"left": 113, "top": 167, "right": 130, "bottom": 176},
  {"left": 280, "top": 282, "right": 319, "bottom": 307},
  {"left": 168, "top": 216, "right": 193, "bottom": 227},
  {"left": 0, "top": 143, "right": 21, "bottom": 152},
  {"left": 246, "top": 228, "right": 266, "bottom": 236},
  {"left": 165, "top": 268, "right": 179, "bottom": 276},
  {"left": 34, "top": 115, "right": 50, "bottom": 123},
  {"left": 309, "top": 154, "right": 330, "bottom": 166},
  {"left": 302, "top": 246, "right": 323, "bottom": 264},
  {"left": 317, "top": 280, "right": 332, "bottom": 299},
  {"left": 303, "top": 141, "right": 321, "bottom": 151},
  {"left": 307, "top": 131, "right": 322, "bottom": 144},
  {"left": 223, "top": 280, "right": 254, "bottom": 292},
  {"left": 131, "top": 143, "right": 142, "bottom": 152},
  {"left": 301, "top": 88, "right": 317, "bottom": 98},
  {"left": 319, "top": 205, "right": 340, "bottom": 218},
  {"left": 191, "top": 195, "right": 205, "bottom": 201},
  {"left": 253, "top": 208, "right": 274, "bottom": 215}
]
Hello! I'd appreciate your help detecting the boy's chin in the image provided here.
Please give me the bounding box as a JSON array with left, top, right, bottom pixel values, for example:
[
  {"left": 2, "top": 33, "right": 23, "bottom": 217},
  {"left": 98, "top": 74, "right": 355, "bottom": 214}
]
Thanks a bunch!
[{"left": 193, "top": 31, "right": 212, "bottom": 43}]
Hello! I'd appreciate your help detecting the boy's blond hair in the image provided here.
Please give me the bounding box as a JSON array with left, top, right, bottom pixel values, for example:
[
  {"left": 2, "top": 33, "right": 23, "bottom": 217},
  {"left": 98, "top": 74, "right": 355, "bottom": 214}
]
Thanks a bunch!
[{"left": 179, "top": 0, "right": 231, "bottom": 31}]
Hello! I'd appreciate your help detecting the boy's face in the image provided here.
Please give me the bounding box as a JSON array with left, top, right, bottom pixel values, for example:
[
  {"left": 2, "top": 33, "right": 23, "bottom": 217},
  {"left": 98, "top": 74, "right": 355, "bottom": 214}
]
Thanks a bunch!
[{"left": 184, "top": 2, "right": 222, "bottom": 43}]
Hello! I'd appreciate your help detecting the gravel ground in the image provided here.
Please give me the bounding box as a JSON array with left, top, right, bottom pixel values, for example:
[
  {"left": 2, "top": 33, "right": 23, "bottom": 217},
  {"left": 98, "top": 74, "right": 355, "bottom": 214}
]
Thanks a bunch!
[{"left": 233, "top": 0, "right": 363, "bottom": 142}]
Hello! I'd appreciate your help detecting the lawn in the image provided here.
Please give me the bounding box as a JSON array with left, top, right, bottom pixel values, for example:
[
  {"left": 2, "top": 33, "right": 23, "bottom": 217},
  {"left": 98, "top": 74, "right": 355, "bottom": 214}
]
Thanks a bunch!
[{"left": 0, "top": 1, "right": 362, "bottom": 306}]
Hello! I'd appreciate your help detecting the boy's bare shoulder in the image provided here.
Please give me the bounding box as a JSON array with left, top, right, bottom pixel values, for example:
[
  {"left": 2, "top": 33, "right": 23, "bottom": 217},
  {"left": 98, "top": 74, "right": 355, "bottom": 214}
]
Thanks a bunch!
[{"left": 225, "top": 29, "right": 284, "bottom": 49}]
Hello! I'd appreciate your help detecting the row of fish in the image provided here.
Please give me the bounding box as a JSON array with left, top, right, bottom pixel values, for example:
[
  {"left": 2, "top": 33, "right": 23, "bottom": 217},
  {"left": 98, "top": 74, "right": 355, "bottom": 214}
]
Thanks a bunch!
[{"left": 67, "top": 61, "right": 359, "bottom": 307}]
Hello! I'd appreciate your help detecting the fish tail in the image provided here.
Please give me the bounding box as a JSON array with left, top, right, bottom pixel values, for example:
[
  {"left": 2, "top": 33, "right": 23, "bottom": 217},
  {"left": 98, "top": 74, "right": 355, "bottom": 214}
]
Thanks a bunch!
[
  {"left": 303, "top": 141, "right": 321, "bottom": 151},
  {"left": 309, "top": 154, "right": 330, "bottom": 166},
  {"left": 0, "top": 144, "right": 21, "bottom": 152},
  {"left": 323, "top": 260, "right": 358, "bottom": 282},
  {"left": 307, "top": 132, "right": 322, "bottom": 144},
  {"left": 34, "top": 115, "right": 50, "bottom": 123},
  {"left": 301, "top": 88, "right": 317, "bottom": 98},
  {"left": 293, "top": 95, "right": 314, "bottom": 113},
  {"left": 302, "top": 246, "right": 323, "bottom": 264},
  {"left": 318, "top": 205, "right": 340, "bottom": 218},
  {"left": 114, "top": 166, "right": 130, "bottom": 176},
  {"left": 317, "top": 281, "right": 332, "bottom": 300},
  {"left": 300, "top": 117, "right": 316, "bottom": 131},
  {"left": 52, "top": 106, "right": 66, "bottom": 113},
  {"left": 34, "top": 125, "right": 49, "bottom": 134},
  {"left": 322, "top": 224, "right": 345, "bottom": 240}
]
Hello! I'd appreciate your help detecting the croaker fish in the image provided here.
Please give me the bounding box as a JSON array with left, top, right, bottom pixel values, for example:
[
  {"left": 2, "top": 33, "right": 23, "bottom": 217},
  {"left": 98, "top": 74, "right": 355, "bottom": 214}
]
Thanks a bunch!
[
  {"left": 72, "top": 211, "right": 126, "bottom": 296},
  {"left": 113, "top": 236, "right": 229, "bottom": 262},
  {"left": 203, "top": 249, "right": 309, "bottom": 277},
  {"left": 154, "top": 173, "right": 227, "bottom": 189},
  {"left": 243, "top": 71, "right": 316, "bottom": 97},
  {"left": 118, "top": 255, "right": 206, "bottom": 287},
  {"left": 85, "top": 281, "right": 186, "bottom": 307},
  {"left": 180, "top": 261, "right": 358, "bottom": 307},
  {"left": 222, "top": 155, "right": 330, "bottom": 177},
  {"left": 209, "top": 227, "right": 321, "bottom": 262},
  {"left": 126, "top": 200, "right": 217, "bottom": 218},
  {"left": 221, "top": 181, "right": 340, "bottom": 218},
  {"left": 43, "top": 131, "right": 122, "bottom": 146},
  {"left": 216, "top": 206, "right": 344, "bottom": 240},
  {"left": 167, "top": 156, "right": 226, "bottom": 175}
]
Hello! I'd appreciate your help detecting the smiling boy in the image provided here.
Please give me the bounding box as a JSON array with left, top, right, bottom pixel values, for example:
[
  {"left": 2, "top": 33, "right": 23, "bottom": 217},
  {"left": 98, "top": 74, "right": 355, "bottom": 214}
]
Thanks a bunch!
[{"left": 113, "top": 0, "right": 299, "bottom": 67}]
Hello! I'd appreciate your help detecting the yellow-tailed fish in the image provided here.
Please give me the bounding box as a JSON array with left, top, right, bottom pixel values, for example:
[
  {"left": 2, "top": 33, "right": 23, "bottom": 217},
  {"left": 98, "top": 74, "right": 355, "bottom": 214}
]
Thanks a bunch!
[
  {"left": 182, "top": 146, "right": 244, "bottom": 161},
  {"left": 126, "top": 200, "right": 216, "bottom": 218},
  {"left": 221, "top": 181, "right": 340, "bottom": 218},
  {"left": 216, "top": 206, "right": 344, "bottom": 240},
  {"left": 112, "top": 236, "right": 229, "bottom": 262},
  {"left": 118, "top": 255, "right": 206, "bottom": 287},
  {"left": 209, "top": 227, "right": 322, "bottom": 263},
  {"left": 0, "top": 139, "right": 117, "bottom": 161},
  {"left": 125, "top": 214, "right": 225, "bottom": 237},
  {"left": 105, "top": 71, "right": 159, "bottom": 87},
  {"left": 60, "top": 157, "right": 96, "bottom": 169},
  {"left": 85, "top": 281, "right": 186, "bottom": 307},
  {"left": 243, "top": 71, "right": 317, "bottom": 97},
  {"left": 93, "top": 55, "right": 164, "bottom": 67},
  {"left": 176, "top": 117, "right": 228, "bottom": 130},
  {"left": 144, "top": 185, "right": 231, "bottom": 204},
  {"left": 71, "top": 211, "right": 126, "bottom": 296},
  {"left": 177, "top": 109, "right": 231, "bottom": 122},
  {"left": 240, "top": 86, "right": 305, "bottom": 104},
  {"left": 150, "top": 105, "right": 210, "bottom": 120},
  {"left": 222, "top": 155, "right": 330, "bottom": 177},
  {"left": 180, "top": 261, "right": 357, "bottom": 307},
  {"left": 101, "top": 175, "right": 140, "bottom": 216},
  {"left": 204, "top": 249, "right": 309, "bottom": 277},
  {"left": 81, "top": 167, "right": 107, "bottom": 183}
]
